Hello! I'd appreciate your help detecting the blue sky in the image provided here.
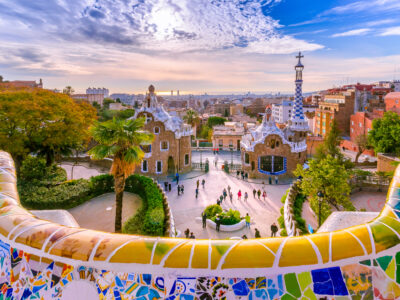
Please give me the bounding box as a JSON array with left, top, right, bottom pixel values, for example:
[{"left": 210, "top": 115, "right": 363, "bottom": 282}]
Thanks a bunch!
[{"left": 0, "top": 0, "right": 400, "bottom": 94}]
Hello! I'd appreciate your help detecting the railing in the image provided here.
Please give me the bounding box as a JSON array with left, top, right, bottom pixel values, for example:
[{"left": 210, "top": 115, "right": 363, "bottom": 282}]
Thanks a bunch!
[{"left": 283, "top": 180, "right": 303, "bottom": 236}]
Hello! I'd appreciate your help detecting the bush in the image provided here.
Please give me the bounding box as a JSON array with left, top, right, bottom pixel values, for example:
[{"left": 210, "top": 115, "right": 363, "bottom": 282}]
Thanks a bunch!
[
  {"left": 19, "top": 156, "right": 47, "bottom": 182},
  {"left": 223, "top": 161, "right": 229, "bottom": 173},
  {"left": 90, "top": 174, "right": 114, "bottom": 196},
  {"left": 277, "top": 215, "right": 285, "bottom": 229},
  {"left": 205, "top": 160, "right": 209, "bottom": 173},
  {"left": 210, "top": 209, "right": 242, "bottom": 225},
  {"left": 280, "top": 229, "right": 288, "bottom": 236},
  {"left": 204, "top": 204, "right": 223, "bottom": 218}
]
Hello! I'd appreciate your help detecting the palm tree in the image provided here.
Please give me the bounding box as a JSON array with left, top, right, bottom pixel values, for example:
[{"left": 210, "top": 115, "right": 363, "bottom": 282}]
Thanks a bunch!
[
  {"left": 89, "top": 117, "right": 154, "bottom": 232},
  {"left": 183, "top": 109, "right": 199, "bottom": 138}
]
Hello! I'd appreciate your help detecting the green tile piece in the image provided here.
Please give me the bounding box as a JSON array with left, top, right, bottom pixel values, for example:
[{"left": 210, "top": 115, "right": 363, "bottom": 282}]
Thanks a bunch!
[
  {"left": 396, "top": 251, "right": 400, "bottom": 265},
  {"left": 281, "top": 293, "right": 296, "bottom": 300},
  {"left": 284, "top": 273, "right": 301, "bottom": 298},
  {"left": 396, "top": 266, "right": 400, "bottom": 284},
  {"left": 373, "top": 259, "right": 378, "bottom": 266},
  {"left": 386, "top": 258, "right": 396, "bottom": 280},
  {"left": 370, "top": 222, "right": 400, "bottom": 252},
  {"left": 377, "top": 256, "right": 392, "bottom": 271},
  {"left": 360, "top": 259, "right": 371, "bottom": 266},
  {"left": 303, "top": 287, "right": 317, "bottom": 300},
  {"left": 298, "top": 271, "right": 312, "bottom": 291}
]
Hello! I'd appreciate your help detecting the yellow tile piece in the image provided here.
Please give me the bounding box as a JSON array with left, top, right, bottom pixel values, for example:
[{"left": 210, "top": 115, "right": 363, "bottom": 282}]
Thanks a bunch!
[
  {"left": 279, "top": 237, "right": 318, "bottom": 267},
  {"left": 222, "top": 240, "right": 275, "bottom": 269},
  {"left": 258, "top": 237, "right": 286, "bottom": 254},
  {"left": 93, "top": 234, "right": 137, "bottom": 261},
  {"left": 15, "top": 223, "right": 62, "bottom": 249},
  {"left": 370, "top": 221, "right": 400, "bottom": 253},
  {"left": 109, "top": 239, "right": 155, "bottom": 264},
  {"left": 44, "top": 227, "right": 87, "bottom": 252},
  {"left": 386, "top": 257, "right": 396, "bottom": 280},
  {"left": 380, "top": 207, "right": 398, "bottom": 220},
  {"left": 379, "top": 216, "right": 400, "bottom": 236},
  {"left": 152, "top": 238, "right": 186, "bottom": 265},
  {"left": 346, "top": 225, "right": 372, "bottom": 254},
  {"left": 0, "top": 214, "right": 34, "bottom": 237},
  {"left": 210, "top": 240, "right": 236, "bottom": 269},
  {"left": 164, "top": 241, "right": 193, "bottom": 268},
  {"left": 331, "top": 231, "right": 365, "bottom": 261},
  {"left": 308, "top": 232, "right": 330, "bottom": 263},
  {"left": 191, "top": 239, "right": 209, "bottom": 269},
  {"left": 8, "top": 218, "right": 50, "bottom": 240}
]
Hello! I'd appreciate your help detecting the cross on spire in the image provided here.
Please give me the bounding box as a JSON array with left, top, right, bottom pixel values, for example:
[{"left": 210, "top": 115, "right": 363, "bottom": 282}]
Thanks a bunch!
[{"left": 296, "top": 51, "right": 304, "bottom": 63}]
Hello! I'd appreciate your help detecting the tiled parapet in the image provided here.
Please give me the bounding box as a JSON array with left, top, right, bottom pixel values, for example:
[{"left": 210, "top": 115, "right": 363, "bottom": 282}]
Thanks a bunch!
[{"left": 1, "top": 151, "right": 400, "bottom": 298}]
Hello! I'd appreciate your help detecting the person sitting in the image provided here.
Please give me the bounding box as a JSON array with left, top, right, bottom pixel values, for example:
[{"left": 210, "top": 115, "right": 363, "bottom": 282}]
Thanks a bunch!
[
  {"left": 255, "top": 228, "right": 261, "bottom": 238},
  {"left": 271, "top": 223, "right": 278, "bottom": 237},
  {"left": 189, "top": 232, "right": 195, "bottom": 239},
  {"left": 241, "top": 234, "right": 248, "bottom": 239},
  {"left": 202, "top": 212, "right": 207, "bottom": 228},
  {"left": 184, "top": 228, "right": 190, "bottom": 238}
]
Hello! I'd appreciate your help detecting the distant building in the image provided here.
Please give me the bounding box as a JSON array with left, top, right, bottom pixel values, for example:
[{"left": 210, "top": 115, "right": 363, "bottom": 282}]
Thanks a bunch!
[
  {"left": 71, "top": 94, "right": 104, "bottom": 107},
  {"left": 109, "top": 102, "right": 126, "bottom": 111},
  {"left": 132, "top": 85, "right": 193, "bottom": 176},
  {"left": 212, "top": 122, "right": 245, "bottom": 151},
  {"left": 8, "top": 79, "right": 43, "bottom": 88},
  {"left": 86, "top": 87, "right": 109, "bottom": 98},
  {"left": 394, "top": 80, "right": 400, "bottom": 92},
  {"left": 385, "top": 92, "right": 400, "bottom": 114},
  {"left": 272, "top": 100, "right": 293, "bottom": 124},
  {"left": 110, "top": 93, "right": 134, "bottom": 105}
]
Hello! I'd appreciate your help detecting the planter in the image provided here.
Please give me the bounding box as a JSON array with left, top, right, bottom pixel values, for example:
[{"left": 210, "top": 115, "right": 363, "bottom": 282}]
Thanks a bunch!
[{"left": 195, "top": 217, "right": 246, "bottom": 232}]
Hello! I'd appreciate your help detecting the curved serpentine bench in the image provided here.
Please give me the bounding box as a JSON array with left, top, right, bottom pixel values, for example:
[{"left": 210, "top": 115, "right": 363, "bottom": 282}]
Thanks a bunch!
[{"left": 1, "top": 151, "right": 400, "bottom": 299}]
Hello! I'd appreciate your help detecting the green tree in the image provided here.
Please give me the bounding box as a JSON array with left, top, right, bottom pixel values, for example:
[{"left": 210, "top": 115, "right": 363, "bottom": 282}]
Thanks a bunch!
[
  {"left": 369, "top": 111, "right": 400, "bottom": 155},
  {"left": 62, "top": 86, "right": 74, "bottom": 95},
  {"left": 183, "top": 109, "right": 199, "bottom": 127},
  {"left": 89, "top": 117, "right": 154, "bottom": 232},
  {"left": 294, "top": 155, "right": 354, "bottom": 224},
  {"left": 316, "top": 119, "right": 342, "bottom": 159},
  {"left": 207, "top": 116, "right": 226, "bottom": 128},
  {"left": 354, "top": 133, "right": 370, "bottom": 163}
]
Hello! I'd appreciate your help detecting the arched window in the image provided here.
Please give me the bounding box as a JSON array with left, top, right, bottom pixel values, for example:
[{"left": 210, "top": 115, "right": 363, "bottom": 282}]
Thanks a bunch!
[
  {"left": 154, "top": 127, "right": 160, "bottom": 134},
  {"left": 244, "top": 153, "right": 250, "bottom": 164}
]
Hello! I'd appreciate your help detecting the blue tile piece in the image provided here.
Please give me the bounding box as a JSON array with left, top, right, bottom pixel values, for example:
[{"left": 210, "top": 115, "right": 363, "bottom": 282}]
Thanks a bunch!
[
  {"left": 312, "top": 267, "right": 348, "bottom": 296},
  {"left": 232, "top": 279, "right": 250, "bottom": 296}
]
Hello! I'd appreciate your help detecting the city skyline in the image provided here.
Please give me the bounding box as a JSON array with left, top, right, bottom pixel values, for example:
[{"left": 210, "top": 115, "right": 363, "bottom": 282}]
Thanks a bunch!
[{"left": 1, "top": 0, "right": 400, "bottom": 94}]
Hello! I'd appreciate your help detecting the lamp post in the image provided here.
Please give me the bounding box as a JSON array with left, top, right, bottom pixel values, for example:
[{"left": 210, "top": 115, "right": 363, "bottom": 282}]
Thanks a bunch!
[
  {"left": 317, "top": 191, "right": 324, "bottom": 228},
  {"left": 230, "top": 146, "right": 233, "bottom": 168}
]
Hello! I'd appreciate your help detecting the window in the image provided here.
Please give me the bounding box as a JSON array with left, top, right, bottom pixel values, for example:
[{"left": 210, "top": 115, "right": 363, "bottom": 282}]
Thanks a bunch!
[
  {"left": 154, "top": 127, "right": 160, "bottom": 134},
  {"left": 160, "top": 141, "right": 169, "bottom": 151},
  {"left": 259, "top": 156, "right": 285, "bottom": 174},
  {"left": 156, "top": 161, "right": 162, "bottom": 173},
  {"left": 270, "top": 139, "right": 275, "bottom": 149},
  {"left": 140, "top": 144, "right": 152, "bottom": 153},
  {"left": 276, "top": 141, "right": 280, "bottom": 147},
  {"left": 184, "top": 154, "right": 189, "bottom": 166},
  {"left": 359, "top": 122, "right": 362, "bottom": 128},
  {"left": 219, "top": 139, "right": 223, "bottom": 147},
  {"left": 351, "top": 121, "right": 354, "bottom": 125},
  {"left": 244, "top": 153, "right": 250, "bottom": 164},
  {"left": 229, "top": 139, "right": 233, "bottom": 148},
  {"left": 351, "top": 128, "right": 354, "bottom": 133},
  {"left": 142, "top": 160, "right": 148, "bottom": 172}
]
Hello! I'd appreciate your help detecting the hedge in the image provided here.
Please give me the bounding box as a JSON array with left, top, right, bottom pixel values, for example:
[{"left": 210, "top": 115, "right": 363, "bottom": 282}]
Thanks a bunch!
[{"left": 19, "top": 173, "right": 166, "bottom": 236}]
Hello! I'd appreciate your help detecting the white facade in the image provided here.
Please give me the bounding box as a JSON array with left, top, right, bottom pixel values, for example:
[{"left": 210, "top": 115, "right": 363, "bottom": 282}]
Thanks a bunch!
[
  {"left": 272, "top": 100, "right": 293, "bottom": 124},
  {"left": 394, "top": 80, "right": 400, "bottom": 92},
  {"left": 86, "top": 87, "right": 109, "bottom": 98}
]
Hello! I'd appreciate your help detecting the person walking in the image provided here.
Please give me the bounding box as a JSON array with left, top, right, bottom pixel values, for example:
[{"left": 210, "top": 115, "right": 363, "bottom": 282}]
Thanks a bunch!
[
  {"left": 181, "top": 184, "right": 184, "bottom": 194},
  {"left": 275, "top": 175, "right": 279, "bottom": 185},
  {"left": 255, "top": 228, "right": 261, "bottom": 238},
  {"left": 202, "top": 212, "right": 207, "bottom": 228},
  {"left": 257, "top": 189, "right": 261, "bottom": 200},
  {"left": 223, "top": 188, "right": 227, "bottom": 201},
  {"left": 244, "top": 191, "right": 248, "bottom": 202},
  {"left": 271, "top": 223, "right": 278, "bottom": 237},
  {"left": 196, "top": 179, "right": 200, "bottom": 189},
  {"left": 227, "top": 185, "right": 231, "bottom": 194},
  {"left": 195, "top": 188, "right": 199, "bottom": 198},
  {"left": 202, "top": 179, "right": 205, "bottom": 188},
  {"left": 164, "top": 181, "right": 168, "bottom": 191},
  {"left": 268, "top": 176, "right": 272, "bottom": 185},
  {"left": 184, "top": 228, "right": 190, "bottom": 238},
  {"left": 219, "top": 194, "right": 224, "bottom": 204},
  {"left": 189, "top": 232, "right": 195, "bottom": 239},
  {"left": 252, "top": 188, "right": 256, "bottom": 199},
  {"left": 238, "top": 190, "right": 242, "bottom": 201},
  {"left": 262, "top": 190, "right": 267, "bottom": 201},
  {"left": 177, "top": 185, "right": 181, "bottom": 196},
  {"left": 229, "top": 191, "right": 233, "bottom": 202},
  {"left": 245, "top": 213, "right": 250, "bottom": 228},
  {"left": 215, "top": 214, "right": 221, "bottom": 232},
  {"left": 217, "top": 198, "right": 221, "bottom": 205},
  {"left": 176, "top": 172, "right": 180, "bottom": 185},
  {"left": 236, "top": 170, "right": 240, "bottom": 177}
]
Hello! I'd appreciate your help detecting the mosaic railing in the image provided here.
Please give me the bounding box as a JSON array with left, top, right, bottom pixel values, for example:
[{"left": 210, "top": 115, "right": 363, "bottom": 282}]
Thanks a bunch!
[
  {"left": 283, "top": 181, "right": 302, "bottom": 237},
  {"left": 1, "top": 150, "right": 400, "bottom": 299}
]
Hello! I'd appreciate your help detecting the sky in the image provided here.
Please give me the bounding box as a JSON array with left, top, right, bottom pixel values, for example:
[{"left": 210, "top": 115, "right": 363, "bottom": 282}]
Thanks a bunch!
[{"left": 1, "top": 0, "right": 400, "bottom": 94}]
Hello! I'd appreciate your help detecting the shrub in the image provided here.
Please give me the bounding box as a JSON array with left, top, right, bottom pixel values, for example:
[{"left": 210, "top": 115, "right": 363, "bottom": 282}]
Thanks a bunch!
[
  {"left": 205, "top": 160, "right": 209, "bottom": 173},
  {"left": 277, "top": 215, "right": 285, "bottom": 229},
  {"left": 19, "top": 156, "right": 47, "bottom": 182},
  {"left": 210, "top": 209, "right": 242, "bottom": 225},
  {"left": 280, "top": 229, "right": 288, "bottom": 236},
  {"left": 204, "top": 204, "right": 223, "bottom": 218},
  {"left": 90, "top": 174, "right": 114, "bottom": 196},
  {"left": 223, "top": 161, "right": 229, "bottom": 173}
]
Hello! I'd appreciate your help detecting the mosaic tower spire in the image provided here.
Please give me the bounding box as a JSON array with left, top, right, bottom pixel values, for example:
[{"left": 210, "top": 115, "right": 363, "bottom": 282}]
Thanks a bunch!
[{"left": 289, "top": 52, "right": 309, "bottom": 132}]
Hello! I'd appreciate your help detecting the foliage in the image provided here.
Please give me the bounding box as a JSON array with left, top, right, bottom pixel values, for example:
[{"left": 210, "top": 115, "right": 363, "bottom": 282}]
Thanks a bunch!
[
  {"left": 103, "top": 98, "right": 115, "bottom": 109},
  {"left": 207, "top": 116, "right": 226, "bottom": 128},
  {"left": 205, "top": 160, "right": 209, "bottom": 173},
  {"left": 223, "top": 161, "right": 229, "bottom": 173},
  {"left": 354, "top": 133, "right": 370, "bottom": 163},
  {"left": 315, "top": 119, "right": 342, "bottom": 160},
  {"left": 89, "top": 174, "right": 114, "bottom": 196},
  {"left": 183, "top": 109, "right": 199, "bottom": 127},
  {"left": 210, "top": 209, "right": 241, "bottom": 225},
  {"left": 0, "top": 88, "right": 97, "bottom": 168},
  {"left": 294, "top": 155, "right": 354, "bottom": 224},
  {"left": 280, "top": 189, "right": 289, "bottom": 204},
  {"left": 293, "top": 193, "right": 308, "bottom": 235},
  {"left": 62, "top": 86, "right": 74, "bottom": 95},
  {"left": 369, "top": 111, "right": 400, "bottom": 155},
  {"left": 98, "top": 109, "right": 135, "bottom": 122},
  {"left": 204, "top": 204, "right": 223, "bottom": 218},
  {"left": 19, "top": 156, "right": 67, "bottom": 185}
]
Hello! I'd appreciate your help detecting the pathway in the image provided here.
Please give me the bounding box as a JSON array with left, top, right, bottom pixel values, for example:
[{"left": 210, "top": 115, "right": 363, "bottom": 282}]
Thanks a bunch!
[
  {"left": 68, "top": 192, "right": 142, "bottom": 232},
  {"left": 61, "top": 162, "right": 105, "bottom": 180},
  {"left": 166, "top": 165, "right": 290, "bottom": 239}
]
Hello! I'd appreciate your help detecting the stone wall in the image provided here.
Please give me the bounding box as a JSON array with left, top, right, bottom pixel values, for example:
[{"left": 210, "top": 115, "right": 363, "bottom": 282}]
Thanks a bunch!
[{"left": 377, "top": 153, "right": 400, "bottom": 173}]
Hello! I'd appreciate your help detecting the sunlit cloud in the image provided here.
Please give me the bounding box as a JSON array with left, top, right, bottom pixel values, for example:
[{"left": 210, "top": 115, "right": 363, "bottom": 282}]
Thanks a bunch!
[
  {"left": 331, "top": 28, "right": 370, "bottom": 37},
  {"left": 380, "top": 26, "right": 400, "bottom": 36}
]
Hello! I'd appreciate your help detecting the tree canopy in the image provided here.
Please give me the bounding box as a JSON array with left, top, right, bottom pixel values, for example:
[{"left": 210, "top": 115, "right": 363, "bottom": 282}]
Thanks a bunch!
[
  {"left": 0, "top": 88, "right": 97, "bottom": 168},
  {"left": 207, "top": 116, "right": 226, "bottom": 128},
  {"left": 369, "top": 111, "right": 400, "bottom": 155},
  {"left": 183, "top": 109, "right": 199, "bottom": 127},
  {"left": 294, "top": 155, "right": 354, "bottom": 224}
]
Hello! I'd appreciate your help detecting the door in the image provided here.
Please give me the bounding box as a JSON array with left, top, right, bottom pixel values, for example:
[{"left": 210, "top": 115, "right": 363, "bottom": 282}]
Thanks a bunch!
[{"left": 167, "top": 156, "right": 175, "bottom": 174}]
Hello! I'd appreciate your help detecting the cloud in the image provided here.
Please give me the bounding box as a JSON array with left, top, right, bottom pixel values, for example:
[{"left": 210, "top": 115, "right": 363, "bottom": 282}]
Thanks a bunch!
[
  {"left": 331, "top": 28, "right": 371, "bottom": 38},
  {"left": 320, "top": 0, "right": 400, "bottom": 16},
  {"left": 380, "top": 26, "right": 400, "bottom": 36}
]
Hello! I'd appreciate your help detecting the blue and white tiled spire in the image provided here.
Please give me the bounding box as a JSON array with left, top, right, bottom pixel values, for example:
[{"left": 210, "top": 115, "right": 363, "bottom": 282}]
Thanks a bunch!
[{"left": 289, "top": 52, "right": 309, "bottom": 131}]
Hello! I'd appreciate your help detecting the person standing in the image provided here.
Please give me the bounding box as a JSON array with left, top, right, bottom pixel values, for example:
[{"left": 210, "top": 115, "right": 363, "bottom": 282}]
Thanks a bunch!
[
  {"left": 275, "top": 175, "right": 278, "bottom": 185},
  {"left": 164, "top": 181, "right": 168, "bottom": 192},
  {"left": 257, "top": 189, "right": 261, "bottom": 200},
  {"left": 177, "top": 185, "right": 181, "bottom": 196},
  {"left": 189, "top": 232, "right": 195, "bottom": 239},
  {"left": 184, "top": 228, "right": 190, "bottom": 238},
  {"left": 238, "top": 190, "right": 242, "bottom": 201},
  {"left": 215, "top": 215, "right": 221, "bottom": 232},
  {"left": 219, "top": 194, "right": 224, "bottom": 204},
  {"left": 181, "top": 184, "right": 184, "bottom": 194},
  {"left": 245, "top": 213, "right": 250, "bottom": 228},
  {"left": 223, "top": 188, "right": 227, "bottom": 201},
  {"left": 229, "top": 191, "right": 233, "bottom": 202},
  {"left": 227, "top": 185, "right": 231, "bottom": 194},
  {"left": 202, "top": 212, "right": 207, "bottom": 228},
  {"left": 195, "top": 188, "right": 199, "bottom": 198},
  {"left": 255, "top": 228, "right": 261, "bottom": 238},
  {"left": 262, "top": 190, "right": 267, "bottom": 201},
  {"left": 202, "top": 179, "right": 205, "bottom": 188},
  {"left": 196, "top": 179, "right": 200, "bottom": 189},
  {"left": 176, "top": 172, "right": 180, "bottom": 185},
  {"left": 271, "top": 223, "right": 278, "bottom": 237},
  {"left": 268, "top": 176, "right": 272, "bottom": 185},
  {"left": 252, "top": 189, "right": 256, "bottom": 199},
  {"left": 244, "top": 192, "right": 248, "bottom": 202}
]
